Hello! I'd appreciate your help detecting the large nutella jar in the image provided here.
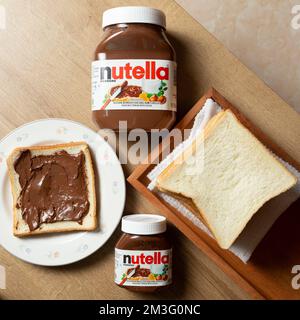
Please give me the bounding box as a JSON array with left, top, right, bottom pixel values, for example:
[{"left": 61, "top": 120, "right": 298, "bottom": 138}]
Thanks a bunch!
[
  {"left": 92, "top": 7, "right": 176, "bottom": 132},
  {"left": 115, "top": 214, "right": 172, "bottom": 292}
]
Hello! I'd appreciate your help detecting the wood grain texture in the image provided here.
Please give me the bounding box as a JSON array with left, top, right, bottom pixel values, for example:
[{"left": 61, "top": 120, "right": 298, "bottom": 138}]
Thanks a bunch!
[{"left": 0, "top": 0, "right": 298, "bottom": 300}]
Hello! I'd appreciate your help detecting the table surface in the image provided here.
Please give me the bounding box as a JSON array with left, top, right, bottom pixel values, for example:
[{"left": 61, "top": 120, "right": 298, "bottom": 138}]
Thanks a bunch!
[
  {"left": 177, "top": 0, "right": 300, "bottom": 114},
  {"left": 0, "top": 0, "right": 299, "bottom": 300}
]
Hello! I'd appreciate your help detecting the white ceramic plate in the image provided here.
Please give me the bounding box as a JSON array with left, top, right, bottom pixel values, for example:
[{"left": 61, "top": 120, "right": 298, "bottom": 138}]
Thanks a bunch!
[{"left": 0, "top": 119, "right": 125, "bottom": 266}]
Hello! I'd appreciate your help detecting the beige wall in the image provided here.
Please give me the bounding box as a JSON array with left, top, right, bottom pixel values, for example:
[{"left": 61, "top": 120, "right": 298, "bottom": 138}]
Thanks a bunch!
[{"left": 176, "top": 0, "right": 300, "bottom": 113}]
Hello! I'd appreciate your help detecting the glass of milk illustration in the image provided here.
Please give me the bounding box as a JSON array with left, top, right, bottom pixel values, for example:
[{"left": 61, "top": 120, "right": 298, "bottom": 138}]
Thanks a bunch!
[
  {"left": 150, "top": 264, "right": 164, "bottom": 275},
  {"left": 142, "top": 78, "right": 161, "bottom": 94}
]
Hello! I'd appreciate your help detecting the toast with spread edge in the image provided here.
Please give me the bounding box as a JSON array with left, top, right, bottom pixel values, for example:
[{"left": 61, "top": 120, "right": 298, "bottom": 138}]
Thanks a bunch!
[{"left": 7, "top": 142, "right": 97, "bottom": 237}]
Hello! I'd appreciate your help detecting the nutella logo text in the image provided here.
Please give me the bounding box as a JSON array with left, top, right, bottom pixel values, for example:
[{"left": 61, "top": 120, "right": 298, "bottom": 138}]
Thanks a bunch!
[
  {"left": 123, "top": 252, "right": 169, "bottom": 265},
  {"left": 100, "top": 61, "right": 169, "bottom": 81}
]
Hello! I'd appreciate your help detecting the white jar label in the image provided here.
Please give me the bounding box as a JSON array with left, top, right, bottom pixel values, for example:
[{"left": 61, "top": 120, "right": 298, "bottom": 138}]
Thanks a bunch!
[
  {"left": 115, "top": 248, "right": 172, "bottom": 287},
  {"left": 92, "top": 59, "right": 176, "bottom": 111}
]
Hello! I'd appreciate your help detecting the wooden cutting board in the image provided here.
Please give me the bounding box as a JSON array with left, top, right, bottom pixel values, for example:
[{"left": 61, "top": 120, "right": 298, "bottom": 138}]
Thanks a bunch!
[{"left": 0, "top": 0, "right": 299, "bottom": 299}]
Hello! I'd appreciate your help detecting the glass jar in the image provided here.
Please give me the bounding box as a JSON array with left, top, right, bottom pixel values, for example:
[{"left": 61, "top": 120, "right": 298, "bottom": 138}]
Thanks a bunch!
[
  {"left": 92, "top": 7, "right": 176, "bottom": 132},
  {"left": 115, "top": 214, "right": 172, "bottom": 292}
]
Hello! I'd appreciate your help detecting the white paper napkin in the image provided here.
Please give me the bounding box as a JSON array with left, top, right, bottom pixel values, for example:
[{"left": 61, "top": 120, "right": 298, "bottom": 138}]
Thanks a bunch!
[{"left": 148, "top": 99, "right": 300, "bottom": 263}]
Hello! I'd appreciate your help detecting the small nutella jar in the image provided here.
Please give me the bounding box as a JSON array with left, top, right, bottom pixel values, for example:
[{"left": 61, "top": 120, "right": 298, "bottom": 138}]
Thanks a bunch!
[
  {"left": 115, "top": 214, "right": 172, "bottom": 292},
  {"left": 92, "top": 6, "right": 176, "bottom": 131}
]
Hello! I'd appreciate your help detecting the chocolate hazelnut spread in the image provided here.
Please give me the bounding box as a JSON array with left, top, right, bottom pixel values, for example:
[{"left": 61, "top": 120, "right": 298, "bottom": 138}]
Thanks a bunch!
[
  {"left": 92, "top": 7, "right": 176, "bottom": 131},
  {"left": 14, "top": 150, "right": 89, "bottom": 231},
  {"left": 115, "top": 214, "right": 172, "bottom": 292}
]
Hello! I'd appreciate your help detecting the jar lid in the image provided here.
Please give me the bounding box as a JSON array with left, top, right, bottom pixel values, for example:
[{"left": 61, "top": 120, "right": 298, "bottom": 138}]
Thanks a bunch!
[
  {"left": 121, "top": 214, "right": 167, "bottom": 235},
  {"left": 102, "top": 6, "right": 166, "bottom": 29}
]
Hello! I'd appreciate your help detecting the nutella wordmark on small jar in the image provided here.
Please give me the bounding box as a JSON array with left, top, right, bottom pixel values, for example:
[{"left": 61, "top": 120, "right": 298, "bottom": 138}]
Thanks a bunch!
[
  {"left": 115, "top": 214, "right": 172, "bottom": 292},
  {"left": 92, "top": 6, "right": 176, "bottom": 131}
]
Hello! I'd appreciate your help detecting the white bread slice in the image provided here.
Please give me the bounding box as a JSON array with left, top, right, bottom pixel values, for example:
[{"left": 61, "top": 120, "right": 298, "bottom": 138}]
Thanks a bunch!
[
  {"left": 157, "top": 110, "right": 297, "bottom": 249},
  {"left": 7, "top": 142, "right": 97, "bottom": 237}
]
